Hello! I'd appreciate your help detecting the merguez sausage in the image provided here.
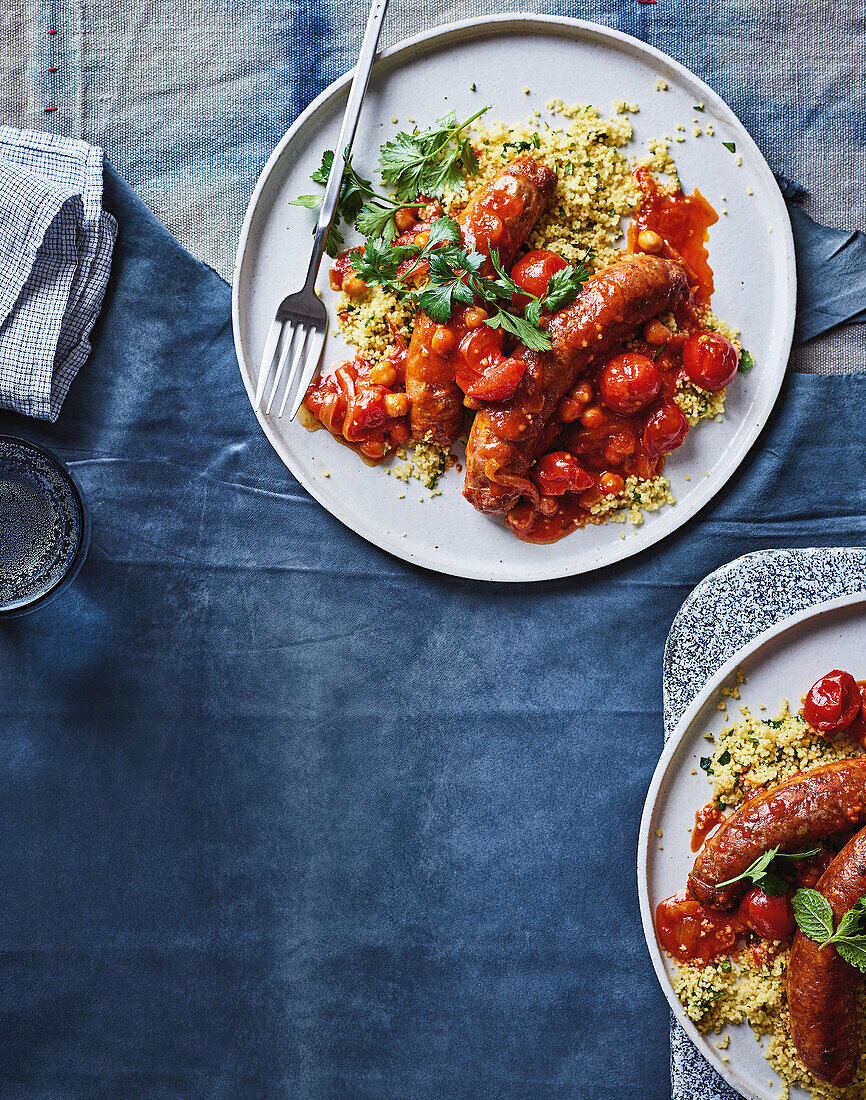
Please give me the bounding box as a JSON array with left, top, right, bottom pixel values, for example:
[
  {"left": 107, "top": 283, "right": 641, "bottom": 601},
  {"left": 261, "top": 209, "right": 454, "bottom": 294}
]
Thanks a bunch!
[
  {"left": 405, "top": 156, "right": 556, "bottom": 447},
  {"left": 462, "top": 254, "right": 689, "bottom": 515},
  {"left": 787, "top": 825, "right": 866, "bottom": 1087},
  {"left": 688, "top": 758, "right": 866, "bottom": 909}
]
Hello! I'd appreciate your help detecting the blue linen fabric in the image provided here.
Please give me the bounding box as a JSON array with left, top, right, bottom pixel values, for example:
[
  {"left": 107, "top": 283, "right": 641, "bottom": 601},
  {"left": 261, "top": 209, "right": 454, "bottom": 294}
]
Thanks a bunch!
[{"left": 2, "top": 167, "right": 866, "bottom": 1099}]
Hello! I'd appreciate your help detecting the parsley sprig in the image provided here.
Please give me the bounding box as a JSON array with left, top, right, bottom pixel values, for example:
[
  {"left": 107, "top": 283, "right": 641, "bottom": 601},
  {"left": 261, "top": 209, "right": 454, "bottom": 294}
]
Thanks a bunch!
[
  {"left": 793, "top": 891, "right": 866, "bottom": 972},
  {"left": 348, "top": 215, "right": 590, "bottom": 350},
  {"left": 378, "top": 107, "right": 491, "bottom": 202},
  {"left": 715, "top": 844, "right": 821, "bottom": 896},
  {"left": 289, "top": 150, "right": 401, "bottom": 255},
  {"left": 291, "top": 107, "right": 492, "bottom": 253}
]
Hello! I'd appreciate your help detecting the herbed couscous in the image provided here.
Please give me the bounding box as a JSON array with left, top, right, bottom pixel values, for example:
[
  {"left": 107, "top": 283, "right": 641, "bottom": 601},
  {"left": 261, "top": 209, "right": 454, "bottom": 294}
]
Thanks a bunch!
[
  {"left": 298, "top": 98, "right": 751, "bottom": 541},
  {"left": 662, "top": 666, "right": 866, "bottom": 1099}
]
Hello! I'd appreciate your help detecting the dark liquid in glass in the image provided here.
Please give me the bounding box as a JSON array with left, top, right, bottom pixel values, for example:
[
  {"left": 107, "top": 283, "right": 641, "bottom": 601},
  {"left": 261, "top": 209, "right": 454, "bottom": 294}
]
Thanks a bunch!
[{"left": 0, "top": 438, "right": 83, "bottom": 612}]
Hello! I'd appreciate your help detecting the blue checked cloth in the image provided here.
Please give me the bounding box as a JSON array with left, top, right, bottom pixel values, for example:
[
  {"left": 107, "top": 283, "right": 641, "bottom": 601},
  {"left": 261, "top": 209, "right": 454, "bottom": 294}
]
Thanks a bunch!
[{"left": 0, "top": 127, "right": 116, "bottom": 422}]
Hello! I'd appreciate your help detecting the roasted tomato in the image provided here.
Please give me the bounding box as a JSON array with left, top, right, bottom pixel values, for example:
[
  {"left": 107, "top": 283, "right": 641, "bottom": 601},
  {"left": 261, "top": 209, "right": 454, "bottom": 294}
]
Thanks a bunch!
[
  {"left": 511, "top": 250, "right": 568, "bottom": 309},
  {"left": 531, "top": 452, "right": 594, "bottom": 496},
  {"left": 683, "top": 331, "right": 739, "bottom": 391},
  {"left": 737, "top": 888, "right": 796, "bottom": 941},
  {"left": 803, "top": 670, "right": 861, "bottom": 733},
  {"left": 643, "top": 402, "right": 689, "bottom": 458},
  {"left": 656, "top": 891, "right": 743, "bottom": 964},
  {"left": 598, "top": 352, "right": 661, "bottom": 416},
  {"left": 455, "top": 326, "right": 526, "bottom": 402},
  {"left": 794, "top": 848, "right": 836, "bottom": 890},
  {"left": 464, "top": 357, "right": 526, "bottom": 402}
]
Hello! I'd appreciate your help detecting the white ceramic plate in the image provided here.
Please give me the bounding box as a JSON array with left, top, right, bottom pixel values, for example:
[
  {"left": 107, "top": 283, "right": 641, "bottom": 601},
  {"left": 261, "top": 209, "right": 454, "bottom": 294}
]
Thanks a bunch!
[
  {"left": 232, "top": 14, "right": 795, "bottom": 582},
  {"left": 639, "top": 591, "right": 866, "bottom": 1100}
]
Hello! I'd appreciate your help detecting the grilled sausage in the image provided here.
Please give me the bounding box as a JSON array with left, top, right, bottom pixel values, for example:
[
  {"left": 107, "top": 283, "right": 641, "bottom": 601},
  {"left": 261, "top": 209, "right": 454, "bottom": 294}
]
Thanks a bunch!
[
  {"left": 462, "top": 254, "right": 689, "bottom": 515},
  {"left": 406, "top": 157, "right": 556, "bottom": 446},
  {"left": 688, "top": 758, "right": 866, "bottom": 909},
  {"left": 787, "top": 825, "right": 866, "bottom": 1086}
]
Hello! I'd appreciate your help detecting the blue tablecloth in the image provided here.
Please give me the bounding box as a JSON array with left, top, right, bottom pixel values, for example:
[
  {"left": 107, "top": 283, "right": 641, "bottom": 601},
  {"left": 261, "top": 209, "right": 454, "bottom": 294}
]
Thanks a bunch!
[{"left": 2, "top": 168, "right": 865, "bottom": 1098}]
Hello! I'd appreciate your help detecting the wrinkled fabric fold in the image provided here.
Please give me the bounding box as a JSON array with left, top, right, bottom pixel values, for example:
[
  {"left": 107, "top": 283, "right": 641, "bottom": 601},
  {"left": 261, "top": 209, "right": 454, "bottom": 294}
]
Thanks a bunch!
[{"left": 0, "top": 127, "right": 117, "bottom": 421}]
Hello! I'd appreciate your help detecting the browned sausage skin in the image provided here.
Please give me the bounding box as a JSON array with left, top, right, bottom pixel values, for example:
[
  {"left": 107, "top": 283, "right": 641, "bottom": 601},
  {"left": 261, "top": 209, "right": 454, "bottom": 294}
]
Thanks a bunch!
[
  {"left": 788, "top": 825, "right": 866, "bottom": 1086},
  {"left": 462, "top": 254, "right": 689, "bottom": 515},
  {"left": 688, "top": 758, "right": 866, "bottom": 909},
  {"left": 405, "top": 156, "right": 556, "bottom": 447}
]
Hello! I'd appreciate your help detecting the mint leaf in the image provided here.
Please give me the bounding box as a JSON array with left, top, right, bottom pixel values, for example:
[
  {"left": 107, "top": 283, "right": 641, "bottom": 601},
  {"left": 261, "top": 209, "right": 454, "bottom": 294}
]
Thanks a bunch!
[
  {"left": 834, "top": 936, "right": 866, "bottom": 972},
  {"left": 738, "top": 349, "right": 755, "bottom": 374},
  {"left": 722, "top": 141, "right": 736, "bottom": 153},
  {"left": 834, "top": 897, "right": 866, "bottom": 938},
  {"left": 793, "top": 888, "right": 835, "bottom": 943}
]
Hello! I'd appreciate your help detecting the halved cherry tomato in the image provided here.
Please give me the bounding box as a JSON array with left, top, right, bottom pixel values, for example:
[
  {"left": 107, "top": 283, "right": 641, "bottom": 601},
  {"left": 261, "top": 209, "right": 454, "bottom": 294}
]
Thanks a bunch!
[
  {"left": 531, "top": 451, "right": 594, "bottom": 496},
  {"left": 599, "top": 352, "right": 661, "bottom": 416},
  {"left": 463, "top": 357, "right": 526, "bottom": 402},
  {"left": 737, "top": 888, "right": 795, "bottom": 941},
  {"left": 803, "top": 669, "right": 861, "bottom": 733},
  {"left": 643, "top": 402, "right": 689, "bottom": 458},
  {"left": 455, "top": 326, "right": 525, "bottom": 402},
  {"left": 511, "top": 250, "right": 569, "bottom": 309},
  {"left": 683, "top": 331, "right": 739, "bottom": 391},
  {"left": 656, "top": 890, "right": 743, "bottom": 963}
]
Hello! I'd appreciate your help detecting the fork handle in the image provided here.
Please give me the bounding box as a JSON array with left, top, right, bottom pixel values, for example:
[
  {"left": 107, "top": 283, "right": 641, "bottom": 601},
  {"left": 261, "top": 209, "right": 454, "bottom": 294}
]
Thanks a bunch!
[{"left": 304, "top": 0, "right": 390, "bottom": 291}]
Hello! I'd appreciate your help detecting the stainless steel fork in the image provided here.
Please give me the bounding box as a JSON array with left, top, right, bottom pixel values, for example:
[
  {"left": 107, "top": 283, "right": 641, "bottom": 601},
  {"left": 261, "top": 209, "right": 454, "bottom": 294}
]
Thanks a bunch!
[{"left": 254, "top": 0, "right": 390, "bottom": 420}]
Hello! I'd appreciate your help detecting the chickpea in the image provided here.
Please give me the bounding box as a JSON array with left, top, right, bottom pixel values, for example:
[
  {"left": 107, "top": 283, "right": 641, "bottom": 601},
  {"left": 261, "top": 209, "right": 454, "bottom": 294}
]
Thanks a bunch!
[
  {"left": 463, "top": 395, "right": 480, "bottom": 410},
  {"left": 644, "top": 320, "right": 671, "bottom": 346},
  {"left": 395, "top": 207, "right": 417, "bottom": 233},
  {"left": 557, "top": 395, "right": 585, "bottom": 424},
  {"left": 391, "top": 421, "right": 411, "bottom": 445},
  {"left": 599, "top": 471, "right": 625, "bottom": 495},
  {"left": 431, "top": 325, "right": 458, "bottom": 356},
  {"left": 570, "top": 381, "right": 594, "bottom": 404},
  {"left": 384, "top": 392, "right": 410, "bottom": 417},
  {"left": 343, "top": 274, "right": 367, "bottom": 298},
  {"left": 329, "top": 269, "right": 343, "bottom": 292},
  {"left": 580, "top": 404, "right": 605, "bottom": 430},
  {"left": 637, "top": 228, "right": 663, "bottom": 253},
  {"left": 414, "top": 230, "right": 430, "bottom": 248},
  {"left": 370, "top": 361, "right": 397, "bottom": 386},
  {"left": 463, "top": 307, "right": 488, "bottom": 330},
  {"left": 360, "top": 440, "right": 384, "bottom": 459}
]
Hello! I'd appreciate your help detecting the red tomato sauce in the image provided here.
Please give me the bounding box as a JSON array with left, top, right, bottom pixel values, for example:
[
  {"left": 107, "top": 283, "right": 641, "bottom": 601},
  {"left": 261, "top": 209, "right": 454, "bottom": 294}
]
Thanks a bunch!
[
  {"left": 691, "top": 801, "right": 726, "bottom": 853},
  {"left": 627, "top": 169, "right": 718, "bottom": 305}
]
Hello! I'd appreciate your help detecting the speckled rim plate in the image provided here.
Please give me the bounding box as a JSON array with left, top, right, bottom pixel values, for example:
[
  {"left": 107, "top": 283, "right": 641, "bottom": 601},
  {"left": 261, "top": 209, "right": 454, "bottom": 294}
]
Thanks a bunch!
[
  {"left": 233, "top": 13, "right": 795, "bottom": 582},
  {"left": 638, "top": 590, "right": 866, "bottom": 1100}
]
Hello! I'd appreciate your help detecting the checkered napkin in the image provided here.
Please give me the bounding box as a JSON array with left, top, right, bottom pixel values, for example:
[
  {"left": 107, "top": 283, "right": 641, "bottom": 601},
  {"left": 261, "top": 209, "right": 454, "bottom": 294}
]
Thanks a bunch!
[{"left": 0, "top": 127, "right": 117, "bottom": 422}]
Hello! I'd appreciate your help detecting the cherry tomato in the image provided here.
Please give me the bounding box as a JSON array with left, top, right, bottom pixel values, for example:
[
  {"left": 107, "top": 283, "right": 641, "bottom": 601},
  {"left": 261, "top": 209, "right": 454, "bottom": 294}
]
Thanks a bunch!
[
  {"left": 642, "top": 402, "right": 689, "bottom": 458},
  {"left": 599, "top": 352, "right": 661, "bottom": 415},
  {"left": 795, "top": 848, "right": 835, "bottom": 890},
  {"left": 683, "top": 331, "right": 739, "bottom": 391},
  {"left": 848, "top": 683, "right": 866, "bottom": 749},
  {"left": 463, "top": 356, "right": 526, "bottom": 402},
  {"left": 803, "top": 669, "right": 861, "bottom": 733},
  {"left": 737, "top": 888, "right": 795, "bottom": 941},
  {"left": 510, "top": 250, "right": 569, "bottom": 309},
  {"left": 531, "top": 452, "right": 594, "bottom": 496},
  {"left": 656, "top": 891, "right": 743, "bottom": 964}
]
